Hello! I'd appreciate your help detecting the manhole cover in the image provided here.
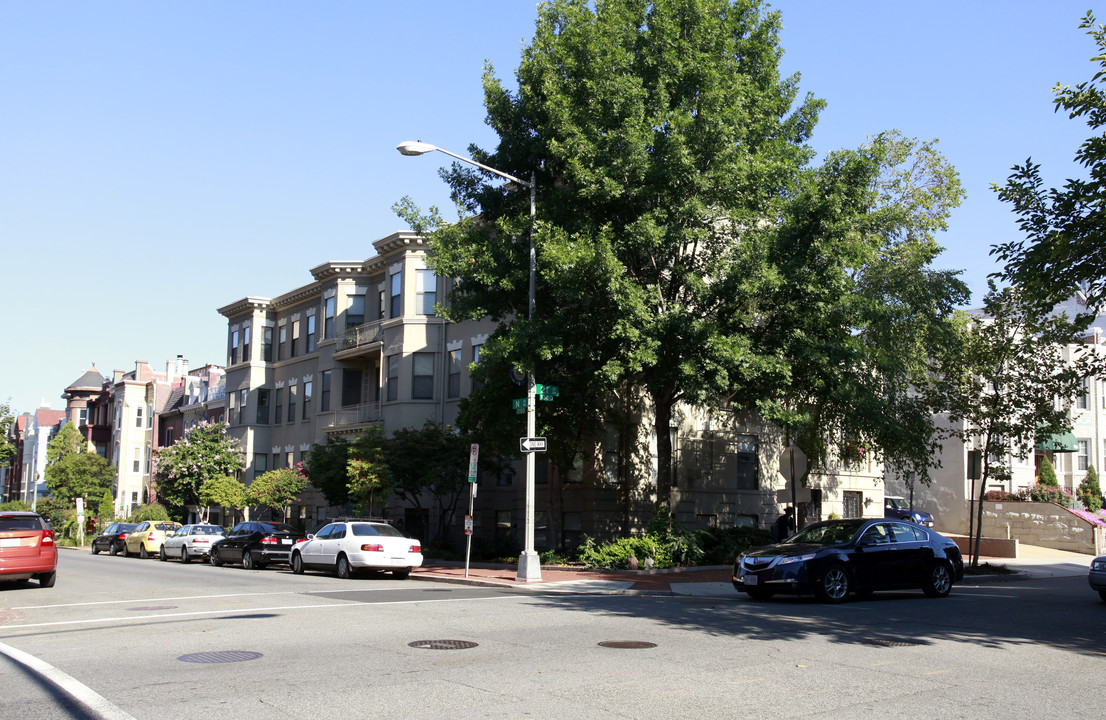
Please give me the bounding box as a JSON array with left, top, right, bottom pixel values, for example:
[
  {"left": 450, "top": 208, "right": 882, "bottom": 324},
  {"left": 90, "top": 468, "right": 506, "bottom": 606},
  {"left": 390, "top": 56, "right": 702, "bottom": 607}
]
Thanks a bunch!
[
  {"left": 598, "top": 641, "right": 657, "bottom": 649},
  {"left": 178, "top": 651, "right": 264, "bottom": 664},
  {"left": 862, "top": 638, "right": 922, "bottom": 647},
  {"left": 408, "top": 640, "right": 478, "bottom": 650},
  {"left": 126, "top": 606, "right": 177, "bottom": 612}
]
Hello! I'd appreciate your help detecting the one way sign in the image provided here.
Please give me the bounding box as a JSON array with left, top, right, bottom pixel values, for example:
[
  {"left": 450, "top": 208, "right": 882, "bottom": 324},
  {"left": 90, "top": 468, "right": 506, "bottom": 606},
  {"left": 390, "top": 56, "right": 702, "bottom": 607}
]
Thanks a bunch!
[{"left": 520, "top": 437, "right": 547, "bottom": 453}]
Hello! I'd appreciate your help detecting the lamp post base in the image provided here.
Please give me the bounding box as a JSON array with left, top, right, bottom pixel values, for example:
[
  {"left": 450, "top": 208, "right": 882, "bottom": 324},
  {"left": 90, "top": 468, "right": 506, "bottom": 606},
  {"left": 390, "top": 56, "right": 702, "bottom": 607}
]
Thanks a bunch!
[{"left": 515, "top": 550, "right": 543, "bottom": 582}]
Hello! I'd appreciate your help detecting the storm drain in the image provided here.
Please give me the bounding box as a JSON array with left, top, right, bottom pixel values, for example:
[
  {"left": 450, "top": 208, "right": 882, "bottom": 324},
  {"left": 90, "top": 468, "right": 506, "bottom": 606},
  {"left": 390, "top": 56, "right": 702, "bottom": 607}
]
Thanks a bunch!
[
  {"left": 126, "top": 606, "right": 177, "bottom": 612},
  {"left": 861, "top": 638, "right": 923, "bottom": 648},
  {"left": 598, "top": 641, "right": 657, "bottom": 649},
  {"left": 178, "top": 651, "right": 264, "bottom": 664},
  {"left": 408, "top": 640, "right": 478, "bottom": 650}
]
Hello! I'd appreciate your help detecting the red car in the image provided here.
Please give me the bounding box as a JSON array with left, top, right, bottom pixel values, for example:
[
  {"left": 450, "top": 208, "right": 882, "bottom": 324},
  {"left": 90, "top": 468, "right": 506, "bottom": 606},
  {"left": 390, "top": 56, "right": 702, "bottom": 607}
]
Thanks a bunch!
[{"left": 0, "top": 511, "right": 58, "bottom": 588}]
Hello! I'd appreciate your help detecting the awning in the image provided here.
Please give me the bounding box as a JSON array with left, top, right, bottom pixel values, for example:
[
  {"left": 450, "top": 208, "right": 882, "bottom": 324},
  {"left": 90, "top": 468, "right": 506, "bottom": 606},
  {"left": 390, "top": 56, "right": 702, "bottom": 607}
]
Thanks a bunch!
[{"left": 1036, "top": 431, "right": 1078, "bottom": 453}]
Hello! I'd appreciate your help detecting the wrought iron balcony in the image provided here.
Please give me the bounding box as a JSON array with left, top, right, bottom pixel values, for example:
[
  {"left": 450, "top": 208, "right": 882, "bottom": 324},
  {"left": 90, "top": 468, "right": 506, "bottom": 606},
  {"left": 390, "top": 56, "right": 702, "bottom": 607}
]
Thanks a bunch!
[
  {"left": 322, "top": 402, "right": 382, "bottom": 429},
  {"left": 340, "top": 320, "right": 384, "bottom": 350}
]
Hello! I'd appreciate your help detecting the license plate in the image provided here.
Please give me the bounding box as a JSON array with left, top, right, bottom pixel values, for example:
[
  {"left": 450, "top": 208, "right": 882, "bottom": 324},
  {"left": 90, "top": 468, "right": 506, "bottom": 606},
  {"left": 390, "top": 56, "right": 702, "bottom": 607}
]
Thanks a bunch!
[
  {"left": 0, "top": 538, "right": 23, "bottom": 547},
  {"left": 744, "top": 574, "right": 758, "bottom": 586},
  {"left": 281, "top": 539, "right": 291, "bottom": 545}
]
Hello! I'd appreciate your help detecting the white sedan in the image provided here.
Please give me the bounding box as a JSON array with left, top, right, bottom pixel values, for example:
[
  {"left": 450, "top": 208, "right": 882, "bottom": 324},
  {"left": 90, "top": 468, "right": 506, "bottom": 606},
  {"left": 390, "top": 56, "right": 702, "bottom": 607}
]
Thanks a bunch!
[
  {"left": 290, "top": 521, "right": 423, "bottom": 579},
  {"left": 160, "top": 524, "right": 226, "bottom": 563}
]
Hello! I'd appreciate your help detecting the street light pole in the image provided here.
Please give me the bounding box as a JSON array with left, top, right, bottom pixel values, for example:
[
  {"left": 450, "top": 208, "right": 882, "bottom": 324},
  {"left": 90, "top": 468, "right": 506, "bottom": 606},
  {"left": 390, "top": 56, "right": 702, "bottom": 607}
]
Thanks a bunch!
[{"left": 397, "top": 141, "right": 543, "bottom": 582}]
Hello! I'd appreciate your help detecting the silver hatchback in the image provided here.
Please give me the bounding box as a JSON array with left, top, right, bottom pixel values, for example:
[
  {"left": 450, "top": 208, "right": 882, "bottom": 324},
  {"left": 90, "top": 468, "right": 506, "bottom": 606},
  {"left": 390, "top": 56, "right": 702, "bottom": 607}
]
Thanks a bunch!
[{"left": 160, "top": 524, "right": 226, "bottom": 563}]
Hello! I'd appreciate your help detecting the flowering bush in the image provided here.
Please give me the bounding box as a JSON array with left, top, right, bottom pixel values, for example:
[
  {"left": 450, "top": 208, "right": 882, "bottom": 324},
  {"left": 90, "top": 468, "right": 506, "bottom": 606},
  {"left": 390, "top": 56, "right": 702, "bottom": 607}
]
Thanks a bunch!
[{"left": 1068, "top": 507, "right": 1106, "bottom": 527}]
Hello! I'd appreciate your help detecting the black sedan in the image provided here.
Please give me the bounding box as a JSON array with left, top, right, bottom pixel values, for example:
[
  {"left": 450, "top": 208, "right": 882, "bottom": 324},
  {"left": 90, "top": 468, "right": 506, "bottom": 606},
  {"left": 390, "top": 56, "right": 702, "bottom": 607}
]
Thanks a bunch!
[
  {"left": 1089, "top": 556, "right": 1106, "bottom": 601},
  {"left": 90, "top": 523, "right": 138, "bottom": 556},
  {"left": 732, "top": 518, "right": 963, "bottom": 603},
  {"left": 209, "top": 521, "right": 305, "bottom": 570}
]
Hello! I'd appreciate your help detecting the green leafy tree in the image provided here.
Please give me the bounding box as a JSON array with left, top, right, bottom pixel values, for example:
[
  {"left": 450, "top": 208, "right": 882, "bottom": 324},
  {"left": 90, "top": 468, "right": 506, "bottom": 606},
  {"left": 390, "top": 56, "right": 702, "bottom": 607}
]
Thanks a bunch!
[
  {"left": 97, "top": 490, "right": 114, "bottom": 525},
  {"left": 0, "top": 401, "right": 16, "bottom": 466},
  {"left": 938, "top": 284, "right": 1095, "bottom": 566},
  {"left": 198, "top": 475, "right": 249, "bottom": 522},
  {"left": 347, "top": 425, "right": 391, "bottom": 518},
  {"left": 398, "top": 0, "right": 968, "bottom": 512},
  {"left": 1039, "top": 455, "right": 1059, "bottom": 487},
  {"left": 45, "top": 452, "right": 114, "bottom": 509},
  {"left": 385, "top": 421, "right": 493, "bottom": 544},
  {"left": 153, "top": 421, "right": 243, "bottom": 514},
  {"left": 305, "top": 435, "right": 352, "bottom": 507},
  {"left": 0, "top": 500, "right": 32, "bottom": 512},
  {"left": 1078, "top": 465, "right": 1103, "bottom": 512},
  {"left": 249, "top": 466, "right": 308, "bottom": 522},
  {"left": 993, "top": 12, "right": 1106, "bottom": 311},
  {"left": 46, "top": 421, "right": 84, "bottom": 464}
]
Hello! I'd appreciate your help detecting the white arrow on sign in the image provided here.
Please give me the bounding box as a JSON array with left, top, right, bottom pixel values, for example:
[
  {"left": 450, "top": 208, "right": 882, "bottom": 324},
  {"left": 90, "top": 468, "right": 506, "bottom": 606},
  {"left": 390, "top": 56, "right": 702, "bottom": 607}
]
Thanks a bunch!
[{"left": 520, "top": 437, "right": 547, "bottom": 453}]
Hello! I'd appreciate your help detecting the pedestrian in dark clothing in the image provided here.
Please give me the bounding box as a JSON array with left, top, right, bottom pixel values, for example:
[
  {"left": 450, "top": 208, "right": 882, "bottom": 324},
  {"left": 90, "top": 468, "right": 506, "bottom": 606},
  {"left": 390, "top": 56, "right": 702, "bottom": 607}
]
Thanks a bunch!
[{"left": 774, "top": 506, "right": 795, "bottom": 541}]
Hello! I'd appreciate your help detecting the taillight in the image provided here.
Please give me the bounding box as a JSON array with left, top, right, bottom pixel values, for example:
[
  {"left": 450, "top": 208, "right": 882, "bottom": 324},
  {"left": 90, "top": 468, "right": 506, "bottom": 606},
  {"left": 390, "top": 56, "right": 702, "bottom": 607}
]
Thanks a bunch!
[
  {"left": 42, "top": 530, "right": 55, "bottom": 544},
  {"left": 293, "top": 538, "right": 308, "bottom": 544},
  {"left": 409, "top": 544, "right": 421, "bottom": 553},
  {"left": 361, "top": 544, "right": 384, "bottom": 552},
  {"left": 260, "top": 537, "right": 279, "bottom": 545},
  {"left": 119, "top": 533, "right": 128, "bottom": 540},
  {"left": 193, "top": 539, "right": 208, "bottom": 544}
]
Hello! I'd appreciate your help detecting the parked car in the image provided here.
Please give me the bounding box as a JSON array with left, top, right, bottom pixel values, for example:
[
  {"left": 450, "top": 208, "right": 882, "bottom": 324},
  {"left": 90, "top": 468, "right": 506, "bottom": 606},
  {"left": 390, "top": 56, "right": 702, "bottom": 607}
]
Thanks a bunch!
[
  {"left": 123, "top": 521, "right": 182, "bottom": 558},
  {"left": 0, "top": 511, "right": 57, "bottom": 588},
  {"left": 884, "top": 496, "right": 935, "bottom": 527},
  {"left": 160, "top": 524, "right": 226, "bottom": 563},
  {"left": 732, "top": 518, "right": 963, "bottom": 603},
  {"left": 210, "top": 521, "right": 305, "bottom": 570},
  {"left": 1089, "top": 556, "right": 1106, "bottom": 601},
  {"left": 90, "top": 522, "right": 138, "bottom": 556},
  {"left": 290, "top": 520, "right": 423, "bottom": 579}
]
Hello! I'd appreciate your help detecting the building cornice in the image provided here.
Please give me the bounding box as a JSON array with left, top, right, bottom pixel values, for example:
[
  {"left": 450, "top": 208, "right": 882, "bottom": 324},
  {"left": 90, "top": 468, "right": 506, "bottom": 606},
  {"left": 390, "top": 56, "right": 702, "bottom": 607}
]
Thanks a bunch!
[{"left": 217, "top": 297, "right": 272, "bottom": 318}]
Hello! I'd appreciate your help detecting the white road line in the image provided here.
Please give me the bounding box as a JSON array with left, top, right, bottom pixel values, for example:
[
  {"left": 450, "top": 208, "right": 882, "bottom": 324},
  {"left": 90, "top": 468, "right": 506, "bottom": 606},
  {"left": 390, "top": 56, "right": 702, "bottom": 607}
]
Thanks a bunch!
[
  {"left": 12, "top": 586, "right": 415, "bottom": 610},
  {"left": 0, "top": 640, "right": 138, "bottom": 720},
  {"left": 1, "top": 594, "right": 522, "bottom": 631}
]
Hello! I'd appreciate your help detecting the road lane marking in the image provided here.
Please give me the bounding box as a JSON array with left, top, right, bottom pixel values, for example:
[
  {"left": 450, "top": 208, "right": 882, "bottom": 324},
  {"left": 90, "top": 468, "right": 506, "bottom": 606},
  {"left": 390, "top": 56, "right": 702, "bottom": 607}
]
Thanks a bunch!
[
  {"left": 10, "top": 585, "right": 455, "bottom": 610},
  {"left": 0, "top": 640, "right": 138, "bottom": 720},
  {"left": 1, "top": 594, "right": 523, "bottom": 631}
]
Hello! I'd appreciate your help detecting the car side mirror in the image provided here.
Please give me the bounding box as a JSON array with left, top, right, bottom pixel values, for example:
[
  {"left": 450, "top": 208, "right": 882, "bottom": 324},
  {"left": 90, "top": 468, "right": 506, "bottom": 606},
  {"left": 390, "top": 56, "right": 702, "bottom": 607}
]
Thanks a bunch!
[{"left": 307, "top": 534, "right": 315, "bottom": 540}]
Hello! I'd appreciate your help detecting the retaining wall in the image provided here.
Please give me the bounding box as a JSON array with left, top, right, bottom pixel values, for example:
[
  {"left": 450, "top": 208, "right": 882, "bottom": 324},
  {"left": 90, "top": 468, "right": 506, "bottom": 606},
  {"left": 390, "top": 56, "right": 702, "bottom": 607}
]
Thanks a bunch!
[{"left": 976, "top": 501, "right": 1105, "bottom": 556}]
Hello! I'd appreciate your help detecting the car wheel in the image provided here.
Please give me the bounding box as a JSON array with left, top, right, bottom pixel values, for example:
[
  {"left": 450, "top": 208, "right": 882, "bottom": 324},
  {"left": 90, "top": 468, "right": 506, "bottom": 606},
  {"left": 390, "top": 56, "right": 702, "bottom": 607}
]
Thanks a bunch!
[
  {"left": 242, "top": 550, "right": 255, "bottom": 570},
  {"left": 37, "top": 571, "right": 56, "bottom": 589},
  {"left": 923, "top": 562, "right": 953, "bottom": 598},
  {"left": 291, "top": 552, "right": 304, "bottom": 575},
  {"left": 140, "top": 545, "right": 149, "bottom": 560},
  {"left": 816, "top": 564, "right": 852, "bottom": 603},
  {"left": 91, "top": 544, "right": 100, "bottom": 555},
  {"left": 159, "top": 546, "right": 167, "bottom": 561},
  {"left": 210, "top": 549, "right": 223, "bottom": 567},
  {"left": 744, "top": 588, "right": 773, "bottom": 601},
  {"left": 121, "top": 543, "right": 130, "bottom": 557},
  {"left": 336, "top": 555, "right": 352, "bottom": 579},
  {"left": 181, "top": 547, "right": 190, "bottom": 564}
]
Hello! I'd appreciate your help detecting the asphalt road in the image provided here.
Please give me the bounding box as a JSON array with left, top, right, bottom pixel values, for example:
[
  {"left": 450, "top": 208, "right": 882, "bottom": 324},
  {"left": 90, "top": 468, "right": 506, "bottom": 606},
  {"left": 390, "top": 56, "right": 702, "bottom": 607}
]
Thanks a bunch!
[{"left": 1, "top": 549, "right": 1104, "bottom": 719}]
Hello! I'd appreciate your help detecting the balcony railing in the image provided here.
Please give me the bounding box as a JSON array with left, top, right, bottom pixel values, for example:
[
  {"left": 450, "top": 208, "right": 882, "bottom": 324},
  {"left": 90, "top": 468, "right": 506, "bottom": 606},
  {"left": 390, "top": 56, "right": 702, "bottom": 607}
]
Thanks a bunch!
[
  {"left": 340, "top": 320, "right": 384, "bottom": 351},
  {"left": 323, "top": 402, "right": 382, "bottom": 428}
]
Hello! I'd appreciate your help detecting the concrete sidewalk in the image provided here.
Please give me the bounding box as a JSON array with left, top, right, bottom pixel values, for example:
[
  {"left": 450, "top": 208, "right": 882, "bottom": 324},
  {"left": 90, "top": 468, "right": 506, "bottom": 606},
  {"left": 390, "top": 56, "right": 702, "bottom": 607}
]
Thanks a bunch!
[{"left": 411, "top": 544, "right": 1099, "bottom": 596}]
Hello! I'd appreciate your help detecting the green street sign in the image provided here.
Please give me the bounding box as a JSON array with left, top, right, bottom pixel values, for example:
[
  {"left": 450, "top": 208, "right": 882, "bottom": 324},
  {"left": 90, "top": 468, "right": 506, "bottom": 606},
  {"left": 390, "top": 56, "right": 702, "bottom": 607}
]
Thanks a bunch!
[
  {"left": 536, "top": 384, "right": 559, "bottom": 401},
  {"left": 513, "top": 398, "right": 527, "bottom": 414}
]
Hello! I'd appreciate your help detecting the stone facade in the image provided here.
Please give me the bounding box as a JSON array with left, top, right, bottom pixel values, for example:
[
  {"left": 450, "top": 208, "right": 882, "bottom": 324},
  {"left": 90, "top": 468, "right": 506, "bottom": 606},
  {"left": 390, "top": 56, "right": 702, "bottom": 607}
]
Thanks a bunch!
[{"left": 979, "top": 501, "right": 1106, "bottom": 555}]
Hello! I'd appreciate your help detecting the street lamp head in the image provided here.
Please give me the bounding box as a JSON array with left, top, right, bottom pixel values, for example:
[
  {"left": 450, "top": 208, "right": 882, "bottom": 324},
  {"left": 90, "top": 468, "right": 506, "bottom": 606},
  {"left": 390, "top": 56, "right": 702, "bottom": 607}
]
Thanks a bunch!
[{"left": 396, "top": 140, "right": 438, "bottom": 156}]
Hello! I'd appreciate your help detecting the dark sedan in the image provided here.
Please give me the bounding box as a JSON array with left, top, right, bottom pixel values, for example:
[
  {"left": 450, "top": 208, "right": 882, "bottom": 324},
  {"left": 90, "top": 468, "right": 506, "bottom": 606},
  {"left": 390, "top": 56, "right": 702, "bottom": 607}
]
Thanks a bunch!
[
  {"left": 210, "top": 521, "right": 305, "bottom": 570},
  {"left": 732, "top": 518, "right": 963, "bottom": 603},
  {"left": 90, "top": 523, "right": 138, "bottom": 556},
  {"left": 1089, "top": 556, "right": 1106, "bottom": 601}
]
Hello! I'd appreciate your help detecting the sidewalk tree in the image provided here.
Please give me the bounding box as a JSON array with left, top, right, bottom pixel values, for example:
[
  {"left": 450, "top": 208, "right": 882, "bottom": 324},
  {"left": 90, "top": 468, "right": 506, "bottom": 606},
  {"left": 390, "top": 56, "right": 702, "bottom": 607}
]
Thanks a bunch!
[
  {"left": 938, "top": 283, "right": 1096, "bottom": 567},
  {"left": 44, "top": 421, "right": 113, "bottom": 510},
  {"left": 249, "top": 466, "right": 308, "bottom": 522},
  {"left": 399, "top": 0, "right": 968, "bottom": 511},
  {"left": 347, "top": 425, "right": 391, "bottom": 518},
  {"left": 1078, "top": 465, "right": 1103, "bottom": 512},
  {"left": 0, "top": 401, "right": 16, "bottom": 466},
  {"left": 97, "top": 490, "right": 114, "bottom": 525},
  {"left": 197, "top": 475, "right": 249, "bottom": 523},
  {"left": 152, "top": 421, "right": 243, "bottom": 515},
  {"left": 46, "top": 421, "right": 84, "bottom": 463},
  {"left": 305, "top": 435, "right": 352, "bottom": 507},
  {"left": 993, "top": 12, "right": 1106, "bottom": 311}
]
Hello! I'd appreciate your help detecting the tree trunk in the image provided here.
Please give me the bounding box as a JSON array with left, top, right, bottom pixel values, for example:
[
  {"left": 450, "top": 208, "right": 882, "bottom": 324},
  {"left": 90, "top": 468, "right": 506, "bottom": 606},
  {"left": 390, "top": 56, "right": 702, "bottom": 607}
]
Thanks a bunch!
[
  {"left": 971, "top": 460, "right": 989, "bottom": 568},
  {"left": 653, "top": 393, "right": 675, "bottom": 515}
]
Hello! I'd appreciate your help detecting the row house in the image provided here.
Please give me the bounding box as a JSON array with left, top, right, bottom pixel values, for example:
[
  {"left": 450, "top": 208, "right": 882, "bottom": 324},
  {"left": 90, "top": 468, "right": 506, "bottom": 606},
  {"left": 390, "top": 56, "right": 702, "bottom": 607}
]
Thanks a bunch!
[
  {"left": 0, "top": 414, "right": 30, "bottom": 503},
  {"left": 5, "top": 407, "right": 66, "bottom": 506},
  {"left": 216, "top": 230, "right": 884, "bottom": 547}
]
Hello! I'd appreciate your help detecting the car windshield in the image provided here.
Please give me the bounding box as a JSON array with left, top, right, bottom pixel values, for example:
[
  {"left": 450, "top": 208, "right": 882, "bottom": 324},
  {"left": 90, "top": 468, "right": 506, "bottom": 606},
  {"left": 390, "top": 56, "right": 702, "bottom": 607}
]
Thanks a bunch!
[
  {"left": 786, "top": 520, "right": 866, "bottom": 546},
  {"left": 351, "top": 523, "right": 404, "bottom": 537},
  {"left": 885, "top": 498, "right": 905, "bottom": 510},
  {"left": 258, "top": 522, "right": 298, "bottom": 534},
  {"left": 194, "top": 526, "right": 224, "bottom": 535}
]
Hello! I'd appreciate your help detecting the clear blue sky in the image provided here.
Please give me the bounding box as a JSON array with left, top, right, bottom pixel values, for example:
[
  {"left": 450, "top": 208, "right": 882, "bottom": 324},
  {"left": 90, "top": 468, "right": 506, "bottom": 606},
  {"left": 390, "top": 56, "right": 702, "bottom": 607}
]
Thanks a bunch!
[{"left": 1, "top": 1, "right": 1099, "bottom": 417}]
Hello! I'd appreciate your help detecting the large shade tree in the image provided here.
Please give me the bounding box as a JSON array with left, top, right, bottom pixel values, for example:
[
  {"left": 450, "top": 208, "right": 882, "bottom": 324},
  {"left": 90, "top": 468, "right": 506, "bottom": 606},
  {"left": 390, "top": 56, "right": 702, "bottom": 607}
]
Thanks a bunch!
[
  {"left": 993, "top": 12, "right": 1106, "bottom": 312},
  {"left": 400, "top": 0, "right": 968, "bottom": 512},
  {"left": 153, "top": 421, "right": 243, "bottom": 514}
]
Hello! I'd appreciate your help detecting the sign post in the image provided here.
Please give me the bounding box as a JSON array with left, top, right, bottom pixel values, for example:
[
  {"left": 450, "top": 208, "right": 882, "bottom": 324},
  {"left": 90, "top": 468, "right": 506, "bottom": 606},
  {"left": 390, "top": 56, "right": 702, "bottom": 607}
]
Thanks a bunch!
[
  {"left": 75, "top": 497, "right": 85, "bottom": 548},
  {"left": 778, "top": 444, "right": 808, "bottom": 528},
  {"left": 465, "top": 444, "right": 479, "bottom": 578}
]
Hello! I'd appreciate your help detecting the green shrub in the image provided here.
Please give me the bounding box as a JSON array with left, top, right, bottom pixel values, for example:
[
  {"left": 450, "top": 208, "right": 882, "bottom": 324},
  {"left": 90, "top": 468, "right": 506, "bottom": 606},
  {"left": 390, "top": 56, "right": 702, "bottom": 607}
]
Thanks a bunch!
[
  {"left": 697, "top": 526, "right": 773, "bottom": 565},
  {"left": 1078, "top": 466, "right": 1103, "bottom": 512},
  {"left": 1020, "top": 483, "right": 1072, "bottom": 504},
  {"left": 1038, "top": 456, "right": 1059, "bottom": 487},
  {"left": 577, "top": 535, "right": 673, "bottom": 569},
  {"left": 126, "top": 503, "right": 170, "bottom": 523},
  {"left": 0, "top": 500, "right": 32, "bottom": 512}
]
